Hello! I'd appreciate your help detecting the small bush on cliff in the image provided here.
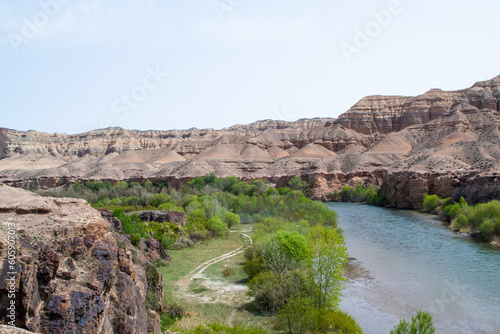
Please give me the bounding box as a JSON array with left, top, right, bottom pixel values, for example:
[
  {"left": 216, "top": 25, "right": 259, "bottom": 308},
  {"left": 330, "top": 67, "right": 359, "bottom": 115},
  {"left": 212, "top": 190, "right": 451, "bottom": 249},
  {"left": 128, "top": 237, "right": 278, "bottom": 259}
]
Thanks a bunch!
[
  {"left": 340, "top": 186, "right": 353, "bottom": 201},
  {"left": 112, "top": 209, "right": 148, "bottom": 239},
  {"left": 161, "top": 298, "right": 186, "bottom": 330},
  {"left": 287, "top": 176, "right": 311, "bottom": 195},
  {"left": 145, "top": 263, "right": 162, "bottom": 313},
  {"left": 131, "top": 233, "right": 141, "bottom": 246}
]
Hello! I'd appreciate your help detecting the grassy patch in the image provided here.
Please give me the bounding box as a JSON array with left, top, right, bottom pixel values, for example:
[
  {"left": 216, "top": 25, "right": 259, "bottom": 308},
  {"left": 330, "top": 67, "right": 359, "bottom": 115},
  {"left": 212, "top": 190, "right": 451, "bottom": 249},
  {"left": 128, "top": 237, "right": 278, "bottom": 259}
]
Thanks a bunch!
[
  {"left": 190, "top": 279, "right": 209, "bottom": 294},
  {"left": 203, "top": 244, "right": 249, "bottom": 285},
  {"left": 158, "top": 233, "right": 243, "bottom": 297}
]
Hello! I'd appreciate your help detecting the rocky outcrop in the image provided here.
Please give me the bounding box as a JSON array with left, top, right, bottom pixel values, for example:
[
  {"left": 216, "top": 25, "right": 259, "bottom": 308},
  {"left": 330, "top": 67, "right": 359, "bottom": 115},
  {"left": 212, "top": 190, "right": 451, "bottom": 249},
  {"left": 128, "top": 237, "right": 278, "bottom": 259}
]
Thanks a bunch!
[
  {"left": 335, "top": 89, "right": 466, "bottom": 135},
  {"left": 0, "top": 185, "right": 168, "bottom": 333},
  {"left": 131, "top": 211, "right": 186, "bottom": 227},
  {"left": 1, "top": 76, "right": 500, "bottom": 209},
  {"left": 379, "top": 170, "right": 472, "bottom": 209},
  {"left": 0, "top": 128, "right": 9, "bottom": 160},
  {"left": 451, "top": 173, "right": 500, "bottom": 204}
]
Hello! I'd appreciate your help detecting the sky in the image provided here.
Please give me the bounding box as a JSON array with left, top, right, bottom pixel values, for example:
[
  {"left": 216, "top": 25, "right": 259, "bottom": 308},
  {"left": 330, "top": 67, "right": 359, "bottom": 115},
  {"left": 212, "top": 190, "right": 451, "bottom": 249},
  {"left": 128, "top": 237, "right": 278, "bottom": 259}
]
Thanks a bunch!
[{"left": 1, "top": 0, "right": 499, "bottom": 134}]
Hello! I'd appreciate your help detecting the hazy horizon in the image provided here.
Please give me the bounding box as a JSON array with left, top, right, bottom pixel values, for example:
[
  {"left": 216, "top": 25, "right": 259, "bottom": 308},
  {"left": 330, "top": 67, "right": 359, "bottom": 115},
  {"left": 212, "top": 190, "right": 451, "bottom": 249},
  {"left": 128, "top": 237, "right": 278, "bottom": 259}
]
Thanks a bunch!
[{"left": 2, "top": 0, "right": 500, "bottom": 134}]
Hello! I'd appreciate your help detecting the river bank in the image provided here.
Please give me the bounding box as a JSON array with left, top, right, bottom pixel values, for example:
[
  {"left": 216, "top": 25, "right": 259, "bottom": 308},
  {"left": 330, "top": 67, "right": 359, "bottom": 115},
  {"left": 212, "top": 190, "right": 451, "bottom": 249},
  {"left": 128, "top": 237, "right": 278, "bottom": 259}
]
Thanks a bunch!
[
  {"left": 330, "top": 202, "right": 500, "bottom": 334},
  {"left": 330, "top": 198, "right": 500, "bottom": 249}
]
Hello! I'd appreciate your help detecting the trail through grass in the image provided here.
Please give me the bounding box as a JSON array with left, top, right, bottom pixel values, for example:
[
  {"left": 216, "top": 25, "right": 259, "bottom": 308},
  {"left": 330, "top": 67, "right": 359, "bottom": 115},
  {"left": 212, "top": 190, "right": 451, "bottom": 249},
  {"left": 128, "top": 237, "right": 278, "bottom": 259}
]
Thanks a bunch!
[{"left": 157, "top": 228, "right": 274, "bottom": 331}]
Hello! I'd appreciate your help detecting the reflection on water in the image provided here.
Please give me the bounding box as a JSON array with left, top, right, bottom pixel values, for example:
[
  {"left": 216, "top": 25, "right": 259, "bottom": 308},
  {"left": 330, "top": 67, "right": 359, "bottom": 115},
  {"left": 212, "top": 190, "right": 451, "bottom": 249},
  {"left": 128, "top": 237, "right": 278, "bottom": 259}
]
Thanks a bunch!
[{"left": 328, "top": 202, "right": 500, "bottom": 334}]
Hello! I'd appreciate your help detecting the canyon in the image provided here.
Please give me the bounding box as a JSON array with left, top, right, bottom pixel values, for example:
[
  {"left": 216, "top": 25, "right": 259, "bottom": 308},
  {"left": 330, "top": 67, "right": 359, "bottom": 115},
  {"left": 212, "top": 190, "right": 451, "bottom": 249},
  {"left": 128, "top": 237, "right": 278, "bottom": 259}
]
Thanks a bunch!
[
  {"left": 0, "top": 184, "right": 169, "bottom": 333},
  {"left": 1, "top": 76, "right": 500, "bottom": 209}
]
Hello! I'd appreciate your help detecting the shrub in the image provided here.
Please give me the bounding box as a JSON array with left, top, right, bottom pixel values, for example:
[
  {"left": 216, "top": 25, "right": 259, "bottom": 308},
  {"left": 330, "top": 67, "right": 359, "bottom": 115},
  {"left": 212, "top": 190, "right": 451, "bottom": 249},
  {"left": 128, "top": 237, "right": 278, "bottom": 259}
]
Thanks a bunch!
[
  {"left": 340, "top": 185, "right": 353, "bottom": 202},
  {"left": 113, "top": 209, "right": 148, "bottom": 239},
  {"left": 145, "top": 263, "right": 161, "bottom": 312},
  {"left": 224, "top": 212, "right": 240, "bottom": 229},
  {"left": 473, "top": 200, "right": 500, "bottom": 228},
  {"left": 173, "top": 236, "right": 193, "bottom": 250},
  {"left": 249, "top": 270, "right": 312, "bottom": 313},
  {"left": 115, "top": 181, "right": 128, "bottom": 191},
  {"left": 130, "top": 233, "right": 141, "bottom": 246},
  {"left": 207, "top": 216, "right": 228, "bottom": 237},
  {"left": 158, "top": 202, "right": 185, "bottom": 212},
  {"left": 182, "top": 323, "right": 267, "bottom": 334},
  {"left": 129, "top": 181, "right": 142, "bottom": 188},
  {"left": 479, "top": 219, "right": 497, "bottom": 240},
  {"left": 277, "top": 296, "right": 315, "bottom": 333},
  {"left": 160, "top": 299, "right": 186, "bottom": 330},
  {"left": 287, "top": 176, "right": 311, "bottom": 195},
  {"left": 265, "top": 231, "right": 310, "bottom": 267},
  {"left": 125, "top": 196, "right": 141, "bottom": 206},
  {"left": 453, "top": 214, "right": 468, "bottom": 230},
  {"left": 148, "top": 193, "right": 170, "bottom": 207},
  {"left": 442, "top": 202, "right": 461, "bottom": 220},
  {"left": 391, "top": 310, "right": 435, "bottom": 334},
  {"left": 160, "top": 235, "right": 175, "bottom": 251},
  {"left": 222, "top": 266, "right": 235, "bottom": 277},
  {"left": 243, "top": 246, "right": 265, "bottom": 279},
  {"left": 313, "top": 308, "right": 363, "bottom": 334},
  {"left": 422, "top": 194, "right": 442, "bottom": 213},
  {"left": 151, "top": 258, "right": 170, "bottom": 267},
  {"left": 331, "top": 190, "right": 340, "bottom": 200},
  {"left": 188, "top": 230, "right": 206, "bottom": 243}
]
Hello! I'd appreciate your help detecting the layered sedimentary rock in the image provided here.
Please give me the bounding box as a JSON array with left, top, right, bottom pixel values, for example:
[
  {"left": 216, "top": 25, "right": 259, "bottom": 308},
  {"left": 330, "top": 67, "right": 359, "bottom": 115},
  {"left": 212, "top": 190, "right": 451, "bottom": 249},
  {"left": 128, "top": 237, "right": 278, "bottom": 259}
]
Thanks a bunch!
[
  {"left": 1, "top": 76, "right": 500, "bottom": 208},
  {"left": 0, "top": 185, "right": 168, "bottom": 333}
]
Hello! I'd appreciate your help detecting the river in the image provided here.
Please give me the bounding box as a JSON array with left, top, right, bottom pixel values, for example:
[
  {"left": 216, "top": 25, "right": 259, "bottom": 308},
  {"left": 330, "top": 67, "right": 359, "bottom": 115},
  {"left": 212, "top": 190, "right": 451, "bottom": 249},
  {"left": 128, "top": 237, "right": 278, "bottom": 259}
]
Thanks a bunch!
[{"left": 328, "top": 202, "right": 500, "bottom": 334}]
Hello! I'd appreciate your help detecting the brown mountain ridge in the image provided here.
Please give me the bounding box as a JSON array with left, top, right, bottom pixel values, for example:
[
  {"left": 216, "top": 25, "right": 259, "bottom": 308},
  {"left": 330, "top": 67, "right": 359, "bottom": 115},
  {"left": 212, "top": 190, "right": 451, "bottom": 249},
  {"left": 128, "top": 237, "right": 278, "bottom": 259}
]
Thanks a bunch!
[{"left": 1, "top": 76, "right": 500, "bottom": 209}]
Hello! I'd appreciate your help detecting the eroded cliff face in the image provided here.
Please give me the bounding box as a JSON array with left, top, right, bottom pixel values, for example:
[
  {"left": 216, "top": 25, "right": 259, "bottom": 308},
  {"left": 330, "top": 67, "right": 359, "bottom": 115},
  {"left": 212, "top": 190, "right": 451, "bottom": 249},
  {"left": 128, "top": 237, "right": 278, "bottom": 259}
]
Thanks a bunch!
[
  {"left": 1, "top": 76, "right": 500, "bottom": 208},
  {"left": 335, "top": 89, "right": 466, "bottom": 135},
  {"left": 0, "top": 185, "right": 167, "bottom": 333},
  {"left": 0, "top": 119, "right": 337, "bottom": 159}
]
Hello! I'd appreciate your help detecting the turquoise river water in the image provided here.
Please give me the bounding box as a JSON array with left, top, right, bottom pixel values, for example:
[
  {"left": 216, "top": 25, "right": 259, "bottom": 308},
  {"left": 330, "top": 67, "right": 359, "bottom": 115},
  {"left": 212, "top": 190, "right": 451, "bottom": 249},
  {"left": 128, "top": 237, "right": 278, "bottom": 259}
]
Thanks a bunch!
[{"left": 328, "top": 202, "right": 500, "bottom": 334}]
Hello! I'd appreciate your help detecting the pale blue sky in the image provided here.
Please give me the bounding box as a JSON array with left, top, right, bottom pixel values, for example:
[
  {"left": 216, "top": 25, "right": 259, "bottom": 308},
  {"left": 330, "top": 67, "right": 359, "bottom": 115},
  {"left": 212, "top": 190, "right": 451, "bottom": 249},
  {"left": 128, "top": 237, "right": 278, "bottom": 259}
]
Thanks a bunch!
[{"left": 1, "top": 0, "right": 499, "bottom": 134}]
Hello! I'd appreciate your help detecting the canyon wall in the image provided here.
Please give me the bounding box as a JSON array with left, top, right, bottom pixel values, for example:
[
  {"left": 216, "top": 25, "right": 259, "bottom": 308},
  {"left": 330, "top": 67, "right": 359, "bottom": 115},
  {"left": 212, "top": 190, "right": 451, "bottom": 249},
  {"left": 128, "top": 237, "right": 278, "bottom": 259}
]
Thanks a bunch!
[
  {"left": 1, "top": 76, "right": 500, "bottom": 208},
  {"left": 0, "top": 185, "right": 168, "bottom": 333}
]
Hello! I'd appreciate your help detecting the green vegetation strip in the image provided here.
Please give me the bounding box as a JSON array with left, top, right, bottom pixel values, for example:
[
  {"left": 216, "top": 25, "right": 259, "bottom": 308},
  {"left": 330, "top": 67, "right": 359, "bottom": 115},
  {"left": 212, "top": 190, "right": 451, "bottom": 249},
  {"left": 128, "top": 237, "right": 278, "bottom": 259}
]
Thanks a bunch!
[
  {"left": 423, "top": 194, "right": 500, "bottom": 241},
  {"left": 36, "top": 175, "right": 438, "bottom": 333}
]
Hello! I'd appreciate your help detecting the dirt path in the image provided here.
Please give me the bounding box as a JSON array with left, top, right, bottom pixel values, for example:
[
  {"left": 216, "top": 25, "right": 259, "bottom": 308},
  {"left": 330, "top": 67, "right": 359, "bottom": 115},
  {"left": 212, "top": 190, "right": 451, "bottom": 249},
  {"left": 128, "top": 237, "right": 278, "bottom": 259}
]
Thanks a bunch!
[{"left": 176, "top": 230, "right": 253, "bottom": 305}]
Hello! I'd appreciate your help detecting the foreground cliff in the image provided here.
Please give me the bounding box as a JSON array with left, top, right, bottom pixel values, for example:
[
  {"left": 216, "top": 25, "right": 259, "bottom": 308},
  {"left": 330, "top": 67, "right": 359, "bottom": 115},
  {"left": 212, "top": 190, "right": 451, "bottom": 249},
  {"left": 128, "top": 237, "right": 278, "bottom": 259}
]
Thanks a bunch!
[
  {"left": 1, "top": 76, "right": 500, "bottom": 208},
  {"left": 0, "top": 185, "right": 167, "bottom": 333}
]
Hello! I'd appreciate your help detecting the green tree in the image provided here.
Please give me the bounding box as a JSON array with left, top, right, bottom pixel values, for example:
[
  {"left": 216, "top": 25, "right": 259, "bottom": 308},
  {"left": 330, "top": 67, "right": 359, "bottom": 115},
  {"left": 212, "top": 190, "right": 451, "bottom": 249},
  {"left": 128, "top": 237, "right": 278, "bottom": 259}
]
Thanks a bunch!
[
  {"left": 264, "top": 231, "right": 310, "bottom": 275},
  {"left": 391, "top": 310, "right": 435, "bottom": 334},
  {"left": 148, "top": 193, "right": 170, "bottom": 207},
  {"left": 287, "top": 176, "right": 311, "bottom": 195},
  {"left": 207, "top": 216, "right": 228, "bottom": 236},
  {"left": 309, "top": 225, "right": 348, "bottom": 310},
  {"left": 224, "top": 212, "right": 240, "bottom": 229},
  {"left": 277, "top": 296, "right": 315, "bottom": 334},
  {"left": 422, "top": 194, "right": 443, "bottom": 213}
]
